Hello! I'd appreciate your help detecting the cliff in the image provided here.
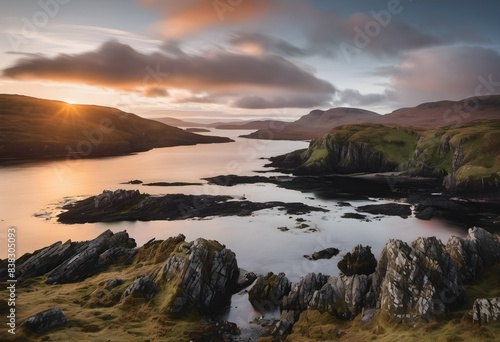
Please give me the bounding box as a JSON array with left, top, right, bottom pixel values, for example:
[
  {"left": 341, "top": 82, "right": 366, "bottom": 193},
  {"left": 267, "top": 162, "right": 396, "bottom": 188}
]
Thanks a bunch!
[{"left": 268, "top": 121, "right": 500, "bottom": 193}]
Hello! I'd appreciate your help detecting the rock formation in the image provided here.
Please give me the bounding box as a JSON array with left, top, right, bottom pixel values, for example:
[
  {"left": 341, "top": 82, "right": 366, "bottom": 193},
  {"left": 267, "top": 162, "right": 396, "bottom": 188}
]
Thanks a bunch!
[
  {"left": 471, "top": 298, "right": 500, "bottom": 324},
  {"left": 248, "top": 272, "right": 291, "bottom": 312},
  {"left": 22, "top": 308, "right": 67, "bottom": 334},
  {"left": 337, "top": 245, "right": 377, "bottom": 276}
]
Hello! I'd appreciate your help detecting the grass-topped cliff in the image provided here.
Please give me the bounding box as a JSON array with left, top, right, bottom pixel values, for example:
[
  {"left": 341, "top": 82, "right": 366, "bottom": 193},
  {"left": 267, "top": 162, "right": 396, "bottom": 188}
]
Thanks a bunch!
[
  {"left": 0, "top": 94, "right": 232, "bottom": 162},
  {"left": 269, "top": 121, "right": 500, "bottom": 193}
]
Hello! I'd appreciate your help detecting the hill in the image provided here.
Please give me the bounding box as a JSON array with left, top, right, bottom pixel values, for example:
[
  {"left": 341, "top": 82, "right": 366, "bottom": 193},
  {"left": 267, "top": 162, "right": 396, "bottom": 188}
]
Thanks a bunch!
[
  {"left": 268, "top": 120, "right": 500, "bottom": 193},
  {"left": 244, "top": 95, "right": 500, "bottom": 140},
  {"left": 0, "top": 95, "right": 232, "bottom": 162}
]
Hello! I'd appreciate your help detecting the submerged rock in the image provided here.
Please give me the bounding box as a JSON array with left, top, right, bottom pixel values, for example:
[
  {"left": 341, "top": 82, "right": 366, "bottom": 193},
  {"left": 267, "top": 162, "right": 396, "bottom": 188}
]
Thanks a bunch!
[
  {"left": 23, "top": 308, "right": 67, "bottom": 333},
  {"left": 304, "top": 247, "right": 340, "bottom": 261},
  {"left": 356, "top": 203, "right": 412, "bottom": 218},
  {"left": 337, "top": 245, "right": 377, "bottom": 276},
  {"left": 248, "top": 272, "right": 291, "bottom": 312}
]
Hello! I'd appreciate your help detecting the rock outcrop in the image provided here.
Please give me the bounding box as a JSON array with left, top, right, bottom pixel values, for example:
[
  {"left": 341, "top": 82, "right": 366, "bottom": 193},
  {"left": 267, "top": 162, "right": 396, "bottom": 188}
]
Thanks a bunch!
[
  {"left": 274, "top": 272, "right": 371, "bottom": 335},
  {"left": 22, "top": 308, "right": 67, "bottom": 333},
  {"left": 471, "top": 298, "right": 500, "bottom": 324},
  {"left": 160, "top": 237, "right": 240, "bottom": 316},
  {"left": 57, "top": 189, "right": 328, "bottom": 223},
  {"left": 366, "top": 236, "right": 465, "bottom": 322},
  {"left": 4, "top": 230, "right": 136, "bottom": 283},
  {"left": 121, "top": 274, "right": 157, "bottom": 301},
  {"left": 44, "top": 230, "right": 136, "bottom": 284},
  {"left": 248, "top": 272, "right": 291, "bottom": 312},
  {"left": 337, "top": 245, "right": 377, "bottom": 276}
]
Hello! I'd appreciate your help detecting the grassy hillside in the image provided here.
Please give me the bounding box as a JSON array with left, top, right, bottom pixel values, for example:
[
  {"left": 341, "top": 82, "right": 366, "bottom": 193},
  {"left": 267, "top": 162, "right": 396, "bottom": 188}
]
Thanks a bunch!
[
  {"left": 0, "top": 94, "right": 232, "bottom": 162},
  {"left": 275, "top": 121, "right": 500, "bottom": 192}
]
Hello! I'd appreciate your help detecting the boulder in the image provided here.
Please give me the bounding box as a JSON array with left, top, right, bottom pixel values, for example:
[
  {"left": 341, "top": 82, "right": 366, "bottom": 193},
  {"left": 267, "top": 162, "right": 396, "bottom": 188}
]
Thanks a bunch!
[
  {"left": 367, "top": 236, "right": 465, "bottom": 322},
  {"left": 248, "top": 272, "right": 291, "bottom": 312},
  {"left": 446, "top": 227, "right": 500, "bottom": 283},
  {"left": 235, "top": 269, "right": 257, "bottom": 291},
  {"left": 471, "top": 298, "right": 500, "bottom": 324},
  {"left": 160, "top": 238, "right": 239, "bottom": 316},
  {"left": 337, "top": 245, "right": 377, "bottom": 276},
  {"left": 105, "top": 278, "right": 124, "bottom": 290},
  {"left": 121, "top": 274, "right": 157, "bottom": 301},
  {"left": 304, "top": 247, "right": 340, "bottom": 261},
  {"left": 23, "top": 308, "right": 67, "bottom": 333}
]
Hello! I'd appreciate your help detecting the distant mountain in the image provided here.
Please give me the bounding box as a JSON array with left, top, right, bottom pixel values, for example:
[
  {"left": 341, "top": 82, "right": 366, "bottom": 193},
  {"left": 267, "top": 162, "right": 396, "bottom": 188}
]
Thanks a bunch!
[
  {"left": 375, "top": 96, "right": 500, "bottom": 127},
  {"left": 243, "top": 96, "right": 500, "bottom": 140},
  {"left": 151, "top": 117, "right": 210, "bottom": 128},
  {"left": 0, "top": 95, "right": 232, "bottom": 162},
  {"left": 215, "top": 120, "right": 289, "bottom": 130}
]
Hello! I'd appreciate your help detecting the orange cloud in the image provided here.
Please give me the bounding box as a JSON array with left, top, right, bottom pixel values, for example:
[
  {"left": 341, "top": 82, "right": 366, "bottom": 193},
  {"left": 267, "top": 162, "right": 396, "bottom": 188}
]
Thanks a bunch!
[{"left": 141, "top": 0, "right": 276, "bottom": 38}]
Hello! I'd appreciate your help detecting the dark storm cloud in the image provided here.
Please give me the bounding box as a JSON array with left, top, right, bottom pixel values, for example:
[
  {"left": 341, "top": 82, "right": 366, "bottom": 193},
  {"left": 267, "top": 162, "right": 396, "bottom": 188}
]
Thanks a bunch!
[{"left": 2, "top": 40, "right": 335, "bottom": 108}]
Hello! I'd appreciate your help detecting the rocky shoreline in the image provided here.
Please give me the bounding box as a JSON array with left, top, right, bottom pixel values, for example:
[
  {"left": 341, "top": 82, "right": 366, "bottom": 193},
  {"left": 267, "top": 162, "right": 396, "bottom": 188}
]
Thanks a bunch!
[
  {"left": 57, "top": 189, "right": 328, "bottom": 224},
  {"left": 0, "top": 227, "right": 499, "bottom": 341}
]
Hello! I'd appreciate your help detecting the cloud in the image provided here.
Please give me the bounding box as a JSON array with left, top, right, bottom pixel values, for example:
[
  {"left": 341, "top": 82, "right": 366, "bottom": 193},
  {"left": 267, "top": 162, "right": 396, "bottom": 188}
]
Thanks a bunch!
[
  {"left": 336, "top": 89, "right": 386, "bottom": 106},
  {"left": 233, "top": 93, "right": 332, "bottom": 109},
  {"left": 229, "top": 32, "right": 309, "bottom": 57},
  {"left": 140, "top": 0, "right": 279, "bottom": 38},
  {"left": 143, "top": 87, "right": 169, "bottom": 97},
  {"left": 307, "top": 11, "right": 443, "bottom": 58},
  {"left": 2, "top": 40, "right": 335, "bottom": 109},
  {"left": 382, "top": 46, "right": 500, "bottom": 105}
]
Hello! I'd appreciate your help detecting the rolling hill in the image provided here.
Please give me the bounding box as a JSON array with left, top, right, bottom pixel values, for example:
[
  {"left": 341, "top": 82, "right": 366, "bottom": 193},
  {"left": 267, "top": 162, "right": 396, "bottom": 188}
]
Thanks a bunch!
[
  {"left": 244, "top": 95, "right": 500, "bottom": 140},
  {"left": 0, "top": 94, "right": 232, "bottom": 162}
]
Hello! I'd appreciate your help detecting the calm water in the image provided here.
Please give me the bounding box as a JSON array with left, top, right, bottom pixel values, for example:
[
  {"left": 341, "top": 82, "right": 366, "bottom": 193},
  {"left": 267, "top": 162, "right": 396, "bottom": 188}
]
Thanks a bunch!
[{"left": 0, "top": 129, "right": 465, "bottom": 330}]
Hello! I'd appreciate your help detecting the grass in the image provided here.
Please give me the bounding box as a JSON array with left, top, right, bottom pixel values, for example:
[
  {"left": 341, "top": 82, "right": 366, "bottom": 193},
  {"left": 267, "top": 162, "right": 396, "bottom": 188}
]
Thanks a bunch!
[{"left": 293, "top": 121, "right": 500, "bottom": 188}]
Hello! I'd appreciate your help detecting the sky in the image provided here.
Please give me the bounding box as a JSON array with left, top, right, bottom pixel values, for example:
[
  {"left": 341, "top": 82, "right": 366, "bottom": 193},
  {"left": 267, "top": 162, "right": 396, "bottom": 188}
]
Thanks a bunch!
[{"left": 1, "top": 0, "right": 500, "bottom": 121}]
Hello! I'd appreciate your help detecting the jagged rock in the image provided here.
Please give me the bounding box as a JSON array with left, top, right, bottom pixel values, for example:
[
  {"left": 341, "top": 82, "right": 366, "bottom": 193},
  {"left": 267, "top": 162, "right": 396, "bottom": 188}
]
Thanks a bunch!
[
  {"left": 93, "top": 189, "right": 141, "bottom": 208},
  {"left": 121, "top": 274, "right": 157, "bottom": 301},
  {"left": 304, "top": 247, "right": 340, "bottom": 261},
  {"left": 446, "top": 227, "right": 500, "bottom": 283},
  {"left": 22, "top": 308, "right": 67, "bottom": 333},
  {"left": 235, "top": 269, "right": 257, "bottom": 291},
  {"left": 471, "top": 298, "right": 500, "bottom": 324},
  {"left": 248, "top": 272, "right": 291, "bottom": 312},
  {"left": 337, "top": 245, "right": 377, "bottom": 276},
  {"left": 161, "top": 237, "right": 239, "bottom": 316},
  {"left": 44, "top": 230, "right": 136, "bottom": 284},
  {"left": 15, "top": 240, "right": 80, "bottom": 280},
  {"left": 415, "top": 206, "right": 435, "bottom": 220},
  {"left": 367, "top": 236, "right": 465, "bottom": 322},
  {"left": 274, "top": 272, "right": 370, "bottom": 335}
]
